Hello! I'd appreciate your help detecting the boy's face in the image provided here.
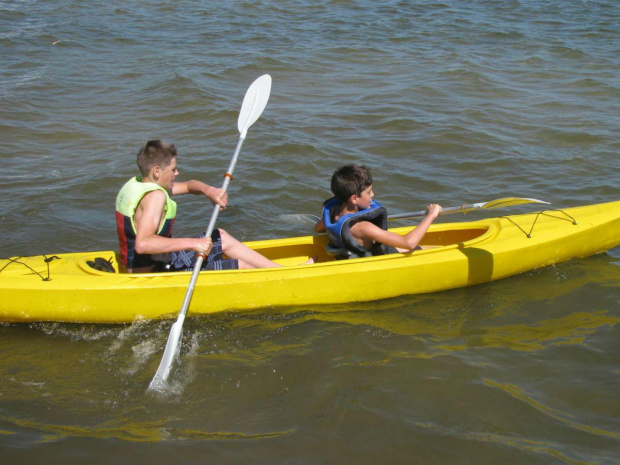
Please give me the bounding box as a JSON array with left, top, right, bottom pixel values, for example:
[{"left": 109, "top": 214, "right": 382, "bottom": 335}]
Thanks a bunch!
[
  {"left": 155, "top": 157, "right": 179, "bottom": 192},
  {"left": 354, "top": 185, "right": 374, "bottom": 210}
]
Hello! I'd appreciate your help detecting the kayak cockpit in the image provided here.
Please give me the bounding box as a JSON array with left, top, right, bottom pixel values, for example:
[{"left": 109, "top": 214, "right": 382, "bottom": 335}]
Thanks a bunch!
[
  {"left": 411, "top": 227, "right": 489, "bottom": 247},
  {"left": 74, "top": 226, "right": 491, "bottom": 274},
  {"left": 250, "top": 226, "right": 491, "bottom": 265}
]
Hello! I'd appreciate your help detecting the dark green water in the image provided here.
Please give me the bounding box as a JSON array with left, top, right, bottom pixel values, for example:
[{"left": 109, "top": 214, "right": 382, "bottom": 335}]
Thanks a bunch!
[{"left": 1, "top": 1, "right": 619, "bottom": 463}]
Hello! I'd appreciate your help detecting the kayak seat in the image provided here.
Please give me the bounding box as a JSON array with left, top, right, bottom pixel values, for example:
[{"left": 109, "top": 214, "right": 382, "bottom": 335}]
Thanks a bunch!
[
  {"left": 325, "top": 244, "right": 355, "bottom": 260},
  {"left": 325, "top": 243, "right": 396, "bottom": 260},
  {"left": 87, "top": 257, "right": 116, "bottom": 273}
]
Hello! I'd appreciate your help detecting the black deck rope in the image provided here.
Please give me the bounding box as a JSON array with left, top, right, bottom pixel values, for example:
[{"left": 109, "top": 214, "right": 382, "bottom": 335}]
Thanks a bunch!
[
  {"left": 497, "top": 209, "right": 578, "bottom": 239},
  {"left": 0, "top": 255, "right": 61, "bottom": 281},
  {"left": 540, "top": 209, "right": 578, "bottom": 225}
]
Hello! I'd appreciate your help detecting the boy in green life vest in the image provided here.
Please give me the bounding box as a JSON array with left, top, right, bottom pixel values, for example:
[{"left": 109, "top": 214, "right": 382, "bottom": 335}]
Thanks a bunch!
[{"left": 116, "top": 140, "right": 314, "bottom": 273}]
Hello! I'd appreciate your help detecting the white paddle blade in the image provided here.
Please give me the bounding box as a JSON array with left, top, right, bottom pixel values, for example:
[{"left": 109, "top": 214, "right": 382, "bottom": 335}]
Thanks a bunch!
[
  {"left": 238, "top": 74, "right": 272, "bottom": 138},
  {"left": 148, "top": 314, "right": 185, "bottom": 391}
]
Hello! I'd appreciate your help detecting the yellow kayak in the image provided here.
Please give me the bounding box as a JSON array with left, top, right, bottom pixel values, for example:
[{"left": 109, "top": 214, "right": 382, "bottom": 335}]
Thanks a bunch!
[{"left": 1, "top": 200, "right": 619, "bottom": 324}]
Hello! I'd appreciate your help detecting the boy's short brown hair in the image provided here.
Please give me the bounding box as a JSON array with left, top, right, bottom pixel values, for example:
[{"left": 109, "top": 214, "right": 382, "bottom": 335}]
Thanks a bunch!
[
  {"left": 137, "top": 140, "right": 178, "bottom": 177},
  {"left": 331, "top": 164, "right": 373, "bottom": 202}
]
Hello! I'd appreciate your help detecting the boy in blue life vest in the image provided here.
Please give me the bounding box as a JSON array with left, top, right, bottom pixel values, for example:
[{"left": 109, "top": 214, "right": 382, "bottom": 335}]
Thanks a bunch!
[
  {"left": 314, "top": 164, "right": 442, "bottom": 259},
  {"left": 116, "top": 140, "right": 314, "bottom": 273}
]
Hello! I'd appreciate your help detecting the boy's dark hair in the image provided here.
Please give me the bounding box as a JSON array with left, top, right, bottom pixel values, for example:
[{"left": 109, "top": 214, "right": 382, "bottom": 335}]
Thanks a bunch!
[
  {"left": 137, "top": 140, "right": 178, "bottom": 177},
  {"left": 331, "top": 164, "right": 373, "bottom": 202}
]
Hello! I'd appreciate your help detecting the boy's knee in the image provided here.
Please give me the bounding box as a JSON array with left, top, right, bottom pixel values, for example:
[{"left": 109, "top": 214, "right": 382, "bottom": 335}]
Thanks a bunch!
[{"left": 217, "top": 228, "right": 232, "bottom": 248}]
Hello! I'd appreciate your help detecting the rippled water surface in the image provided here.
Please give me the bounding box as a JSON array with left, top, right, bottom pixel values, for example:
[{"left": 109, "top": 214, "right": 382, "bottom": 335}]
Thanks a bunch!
[{"left": 1, "top": 1, "right": 619, "bottom": 463}]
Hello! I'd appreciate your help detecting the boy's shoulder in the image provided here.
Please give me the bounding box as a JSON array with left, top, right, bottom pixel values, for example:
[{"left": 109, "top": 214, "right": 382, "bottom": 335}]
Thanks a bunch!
[{"left": 137, "top": 188, "right": 168, "bottom": 211}]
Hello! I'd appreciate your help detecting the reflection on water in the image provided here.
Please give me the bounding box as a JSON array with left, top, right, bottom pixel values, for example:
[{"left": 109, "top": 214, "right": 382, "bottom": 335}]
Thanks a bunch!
[
  {"left": 0, "top": 413, "right": 294, "bottom": 443},
  {"left": 483, "top": 379, "right": 620, "bottom": 440},
  {"left": 461, "top": 311, "right": 618, "bottom": 352}
]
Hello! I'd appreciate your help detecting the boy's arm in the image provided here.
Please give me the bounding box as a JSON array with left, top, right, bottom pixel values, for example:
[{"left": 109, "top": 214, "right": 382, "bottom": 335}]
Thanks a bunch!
[
  {"left": 134, "top": 190, "right": 212, "bottom": 255},
  {"left": 315, "top": 218, "right": 326, "bottom": 233},
  {"left": 351, "top": 204, "right": 442, "bottom": 251},
  {"left": 172, "top": 180, "right": 228, "bottom": 209}
]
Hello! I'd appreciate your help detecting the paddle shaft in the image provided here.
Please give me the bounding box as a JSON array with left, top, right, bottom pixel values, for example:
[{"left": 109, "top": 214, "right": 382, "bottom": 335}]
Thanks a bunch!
[
  {"left": 281, "top": 197, "right": 549, "bottom": 227},
  {"left": 148, "top": 137, "right": 246, "bottom": 389},
  {"left": 388, "top": 203, "right": 478, "bottom": 220},
  {"left": 180, "top": 136, "right": 244, "bottom": 318}
]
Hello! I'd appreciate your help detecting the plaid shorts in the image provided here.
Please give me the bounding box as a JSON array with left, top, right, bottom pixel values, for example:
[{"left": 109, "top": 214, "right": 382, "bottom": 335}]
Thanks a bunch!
[{"left": 167, "top": 229, "right": 239, "bottom": 271}]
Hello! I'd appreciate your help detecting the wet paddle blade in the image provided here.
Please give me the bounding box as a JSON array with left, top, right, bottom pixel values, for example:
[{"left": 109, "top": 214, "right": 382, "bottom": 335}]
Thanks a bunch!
[{"left": 148, "top": 314, "right": 185, "bottom": 391}]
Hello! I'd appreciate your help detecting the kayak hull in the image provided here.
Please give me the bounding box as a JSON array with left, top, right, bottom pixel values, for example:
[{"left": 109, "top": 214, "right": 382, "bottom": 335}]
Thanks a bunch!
[{"left": 1, "top": 201, "right": 619, "bottom": 323}]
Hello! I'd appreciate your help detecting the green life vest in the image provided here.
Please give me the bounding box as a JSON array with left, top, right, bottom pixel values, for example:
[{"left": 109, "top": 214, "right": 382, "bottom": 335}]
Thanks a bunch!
[{"left": 115, "top": 177, "right": 177, "bottom": 269}]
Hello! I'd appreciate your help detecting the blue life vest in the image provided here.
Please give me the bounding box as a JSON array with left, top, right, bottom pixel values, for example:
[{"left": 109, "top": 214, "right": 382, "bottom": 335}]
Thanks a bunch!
[{"left": 322, "top": 197, "right": 394, "bottom": 259}]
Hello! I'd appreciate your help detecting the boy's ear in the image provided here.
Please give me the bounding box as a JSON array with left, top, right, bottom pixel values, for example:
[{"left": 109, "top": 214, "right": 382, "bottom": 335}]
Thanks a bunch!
[
  {"left": 349, "top": 194, "right": 359, "bottom": 205},
  {"left": 151, "top": 165, "right": 161, "bottom": 180}
]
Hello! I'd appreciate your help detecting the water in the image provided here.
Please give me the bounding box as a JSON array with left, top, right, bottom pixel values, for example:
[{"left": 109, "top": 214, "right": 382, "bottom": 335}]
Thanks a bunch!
[{"left": 1, "top": 1, "right": 619, "bottom": 463}]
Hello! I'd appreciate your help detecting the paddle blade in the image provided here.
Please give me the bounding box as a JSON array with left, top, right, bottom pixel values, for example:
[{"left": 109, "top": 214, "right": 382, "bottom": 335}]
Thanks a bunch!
[
  {"left": 479, "top": 197, "right": 550, "bottom": 209},
  {"left": 148, "top": 314, "right": 185, "bottom": 391},
  {"left": 238, "top": 74, "right": 272, "bottom": 138},
  {"left": 280, "top": 213, "right": 321, "bottom": 225}
]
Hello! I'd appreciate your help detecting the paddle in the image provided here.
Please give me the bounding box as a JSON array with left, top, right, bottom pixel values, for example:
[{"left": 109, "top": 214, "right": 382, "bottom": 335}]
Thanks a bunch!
[
  {"left": 148, "top": 74, "right": 272, "bottom": 390},
  {"left": 389, "top": 197, "right": 550, "bottom": 220},
  {"left": 280, "top": 197, "right": 550, "bottom": 225}
]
